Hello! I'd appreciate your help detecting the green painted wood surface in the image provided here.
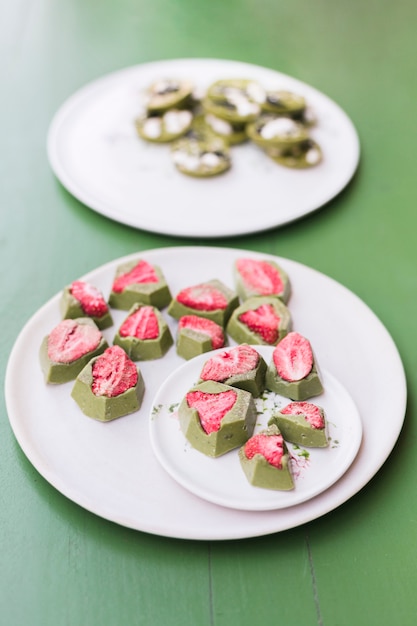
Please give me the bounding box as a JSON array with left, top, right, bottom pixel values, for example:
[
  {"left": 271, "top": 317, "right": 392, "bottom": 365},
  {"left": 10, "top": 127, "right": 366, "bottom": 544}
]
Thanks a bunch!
[{"left": 1, "top": 1, "right": 416, "bottom": 624}]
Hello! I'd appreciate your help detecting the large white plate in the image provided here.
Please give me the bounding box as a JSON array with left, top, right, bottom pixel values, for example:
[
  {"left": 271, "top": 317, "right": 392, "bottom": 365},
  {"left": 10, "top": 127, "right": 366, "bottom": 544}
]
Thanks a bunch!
[
  {"left": 150, "top": 348, "right": 363, "bottom": 511},
  {"left": 4, "top": 247, "right": 406, "bottom": 540},
  {"left": 47, "top": 58, "right": 360, "bottom": 238}
]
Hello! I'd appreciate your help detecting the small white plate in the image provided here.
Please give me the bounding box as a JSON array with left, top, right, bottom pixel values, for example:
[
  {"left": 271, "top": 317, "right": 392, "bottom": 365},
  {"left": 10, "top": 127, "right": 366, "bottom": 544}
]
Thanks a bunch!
[
  {"left": 150, "top": 347, "right": 363, "bottom": 511},
  {"left": 4, "top": 247, "right": 406, "bottom": 540},
  {"left": 47, "top": 58, "right": 360, "bottom": 237}
]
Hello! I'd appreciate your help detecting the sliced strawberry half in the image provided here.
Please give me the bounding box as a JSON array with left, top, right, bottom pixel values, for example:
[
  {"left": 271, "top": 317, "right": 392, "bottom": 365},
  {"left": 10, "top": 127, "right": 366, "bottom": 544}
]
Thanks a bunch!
[
  {"left": 47, "top": 319, "right": 102, "bottom": 363},
  {"left": 119, "top": 306, "right": 160, "bottom": 340},
  {"left": 112, "top": 259, "right": 159, "bottom": 293},
  {"left": 176, "top": 283, "right": 228, "bottom": 311},
  {"left": 70, "top": 281, "right": 109, "bottom": 317},
  {"left": 178, "top": 315, "right": 225, "bottom": 349},
  {"left": 281, "top": 402, "right": 325, "bottom": 429},
  {"left": 273, "top": 332, "right": 313, "bottom": 381},
  {"left": 236, "top": 258, "right": 284, "bottom": 296},
  {"left": 200, "top": 344, "right": 259, "bottom": 381},
  {"left": 186, "top": 389, "right": 237, "bottom": 434},
  {"left": 244, "top": 433, "right": 285, "bottom": 468},
  {"left": 239, "top": 304, "right": 280, "bottom": 344},
  {"left": 91, "top": 345, "right": 138, "bottom": 397}
]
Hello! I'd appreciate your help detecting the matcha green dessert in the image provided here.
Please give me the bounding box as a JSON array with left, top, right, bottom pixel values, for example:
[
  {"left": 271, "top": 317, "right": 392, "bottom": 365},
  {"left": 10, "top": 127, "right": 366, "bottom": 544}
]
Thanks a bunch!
[
  {"left": 39, "top": 318, "right": 108, "bottom": 384},
  {"left": 203, "top": 78, "right": 265, "bottom": 123},
  {"left": 135, "top": 109, "right": 193, "bottom": 143},
  {"left": 199, "top": 344, "right": 267, "bottom": 397},
  {"left": 108, "top": 258, "right": 172, "bottom": 310},
  {"left": 60, "top": 280, "right": 113, "bottom": 330},
  {"left": 265, "top": 331, "right": 324, "bottom": 400},
  {"left": 226, "top": 296, "right": 292, "bottom": 346},
  {"left": 268, "top": 401, "right": 328, "bottom": 448},
  {"left": 246, "top": 114, "right": 309, "bottom": 149},
  {"left": 260, "top": 89, "right": 306, "bottom": 116},
  {"left": 168, "top": 279, "right": 239, "bottom": 327},
  {"left": 113, "top": 303, "right": 173, "bottom": 360},
  {"left": 266, "top": 138, "right": 322, "bottom": 169},
  {"left": 233, "top": 257, "right": 291, "bottom": 303},
  {"left": 71, "top": 345, "right": 145, "bottom": 422},
  {"left": 178, "top": 380, "right": 257, "bottom": 458},
  {"left": 142, "top": 78, "right": 194, "bottom": 114},
  {"left": 239, "top": 424, "right": 294, "bottom": 491},
  {"left": 176, "top": 315, "right": 226, "bottom": 360},
  {"left": 170, "top": 133, "right": 231, "bottom": 177}
]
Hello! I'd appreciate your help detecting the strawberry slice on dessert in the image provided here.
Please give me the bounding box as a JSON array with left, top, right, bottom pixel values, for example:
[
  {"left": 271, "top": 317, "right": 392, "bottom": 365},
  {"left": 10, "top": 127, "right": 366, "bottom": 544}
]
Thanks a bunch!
[
  {"left": 168, "top": 279, "right": 239, "bottom": 327},
  {"left": 109, "top": 258, "right": 172, "bottom": 310},
  {"left": 61, "top": 281, "right": 113, "bottom": 330},
  {"left": 176, "top": 315, "right": 225, "bottom": 360},
  {"left": 227, "top": 296, "right": 291, "bottom": 346},
  {"left": 199, "top": 344, "right": 267, "bottom": 397},
  {"left": 114, "top": 304, "right": 173, "bottom": 360},
  {"left": 234, "top": 257, "right": 291, "bottom": 303},
  {"left": 268, "top": 401, "right": 328, "bottom": 447}
]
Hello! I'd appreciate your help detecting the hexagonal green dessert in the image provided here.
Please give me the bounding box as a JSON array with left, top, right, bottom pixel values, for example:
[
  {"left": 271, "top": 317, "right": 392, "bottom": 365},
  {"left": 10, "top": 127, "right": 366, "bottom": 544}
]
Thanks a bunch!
[
  {"left": 168, "top": 279, "right": 239, "bottom": 327},
  {"left": 239, "top": 424, "right": 294, "bottom": 491},
  {"left": 71, "top": 346, "right": 145, "bottom": 422},
  {"left": 199, "top": 344, "right": 267, "bottom": 397},
  {"left": 108, "top": 258, "right": 172, "bottom": 310},
  {"left": 39, "top": 318, "right": 108, "bottom": 384},
  {"left": 268, "top": 401, "right": 328, "bottom": 448},
  {"left": 233, "top": 257, "right": 291, "bottom": 303},
  {"left": 60, "top": 280, "right": 113, "bottom": 330},
  {"left": 265, "top": 332, "right": 323, "bottom": 400},
  {"left": 226, "top": 296, "right": 292, "bottom": 346},
  {"left": 113, "top": 303, "right": 173, "bottom": 360},
  {"left": 176, "top": 315, "right": 226, "bottom": 360},
  {"left": 178, "top": 380, "right": 257, "bottom": 458}
]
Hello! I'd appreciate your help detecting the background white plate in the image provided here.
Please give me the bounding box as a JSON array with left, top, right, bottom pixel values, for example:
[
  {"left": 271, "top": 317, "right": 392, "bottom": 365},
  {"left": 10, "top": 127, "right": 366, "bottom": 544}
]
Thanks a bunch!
[
  {"left": 150, "top": 348, "right": 363, "bottom": 511},
  {"left": 47, "top": 59, "right": 360, "bottom": 238},
  {"left": 5, "top": 247, "right": 406, "bottom": 540}
]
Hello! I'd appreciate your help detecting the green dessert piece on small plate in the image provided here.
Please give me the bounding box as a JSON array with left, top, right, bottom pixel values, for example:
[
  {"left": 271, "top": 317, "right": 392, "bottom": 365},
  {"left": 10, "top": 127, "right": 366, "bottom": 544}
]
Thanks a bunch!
[{"left": 268, "top": 401, "right": 328, "bottom": 448}]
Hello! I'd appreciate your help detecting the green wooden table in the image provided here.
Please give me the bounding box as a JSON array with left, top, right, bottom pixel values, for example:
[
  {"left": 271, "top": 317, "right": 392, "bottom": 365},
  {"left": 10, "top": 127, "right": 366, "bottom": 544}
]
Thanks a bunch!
[{"left": 1, "top": 1, "right": 416, "bottom": 624}]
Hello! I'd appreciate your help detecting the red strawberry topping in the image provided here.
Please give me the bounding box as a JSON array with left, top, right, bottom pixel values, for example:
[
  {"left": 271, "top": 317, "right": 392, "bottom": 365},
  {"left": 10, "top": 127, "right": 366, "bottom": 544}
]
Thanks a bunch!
[
  {"left": 176, "top": 283, "right": 228, "bottom": 311},
  {"left": 273, "top": 332, "right": 313, "bottom": 382},
  {"left": 236, "top": 258, "right": 284, "bottom": 296},
  {"left": 239, "top": 304, "right": 280, "bottom": 344},
  {"left": 119, "top": 306, "right": 159, "bottom": 340},
  {"left": 70, "top": 281, "right": 109, "bottom": 318},
  {"left": 91, "top": 345, "right": 138, "bottom": 397},
  {"left": 244, "top": 433, "right": 285, "bottom": 468},
  {"left": 178, "top": 315, "right": 225, "bottom": 349},
  {"left": 200, "top": 344, "right": 259, "bottom": 381},
  {"left": 281, "top": 402, "right": 325, "bottom": 429},
  {"left": 112, "top": 260, "right": 158, "bottom": 293},
  {"left": 47, "top": 319, "right": 102, "bottom": 363},
  {"left": 186, "top": 389, "right": 237, "bottom": 434}
]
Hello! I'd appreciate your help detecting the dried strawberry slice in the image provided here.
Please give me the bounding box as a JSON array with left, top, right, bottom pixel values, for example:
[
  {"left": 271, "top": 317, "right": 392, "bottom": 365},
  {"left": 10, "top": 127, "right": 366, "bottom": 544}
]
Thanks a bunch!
[
  {"left": 91, "top": 345, "right": 138, "bottom": 397},
  {"left": 70, "top": 281, "right": 109, "bottom": 317},
  {"left": 112, "top": 260, "right": 158, "bottom": 293},
  {"left": 119, "top": 306, "right": 159, "bottom": 340},
  {"left": 273, "top": 332, "right": 313, "bottom": 381},
  {"left": 186, "top": 389, "right": 237, "bottom": 434},
  {"left": 176, "top": 283, "right": 228, "bottom": 311},
  {"left": 200, "top": 344, "right": 259, "bottom": 381},
  {"left": 47, "top": 319, "right": 102, "bottom": 363},
  {"left": 280, "top": 402, "right": 325, "bottom": 429},
  {"left": 244, "top": 433, "right": 285, "bottom": 468},
  {"left": 178, "top": 315, "right": 225, "bottom": 349},
  {"left": 239, "top": 304, "right": 280, "bottom": 344},
  {"left": 236, "top": 258, "right": 284, "bottom": 296}
]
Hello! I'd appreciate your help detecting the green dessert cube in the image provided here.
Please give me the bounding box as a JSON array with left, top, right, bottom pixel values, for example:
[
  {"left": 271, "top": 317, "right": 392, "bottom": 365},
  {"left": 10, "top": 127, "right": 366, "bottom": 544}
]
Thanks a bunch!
[
  {"left": 108, "top": 258, "right": 172, "bottom": 310},
  {"left": 226, "top": 296, "right": 292, "bottom": 346},
  {"left": 268, "top": 401, "right": 328, "bottom": 448},
  {"left": 265, "top": 332, "right": 324, "bottom": 400},
  {"left": 233, "top": 257, "right": 291, "bottom": 303},
  {"left": 198, "top": 344, "right": 267, "bottom": 397},
  {"left": 168, "top": 279, "right": 239, "bottom": 327},
  {"left": 39, "top": 318, "right": 108, "bottom": 384},
  {"left": 178, "top": 380, "right": 257, "bottom": 458},
  {"left": 239, "top": 424, "right": 294, "bottom": 491},
  {"left": 71, "top": 345, "right": 145, "bottom": 422},
  {"left": 60, "top": 281, "right": 113, "bottom": 330},
  {"left": 113, "top": 303, "right": 173, "bottom": 360},
  {"left": 176, "top": 315, "right": 226, "bottom": 360}
]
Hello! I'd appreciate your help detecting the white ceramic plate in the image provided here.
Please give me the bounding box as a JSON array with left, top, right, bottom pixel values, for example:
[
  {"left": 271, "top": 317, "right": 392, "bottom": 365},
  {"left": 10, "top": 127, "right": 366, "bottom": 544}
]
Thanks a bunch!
[
  {"left": 150, "top": 347, "right": 363, "bottom": 511},
  {"left": 5, "top": 247, "right": 406, "bottom": 540},
  {"left": 47, "top": 58, "right": 360, "bottom": 238}
]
